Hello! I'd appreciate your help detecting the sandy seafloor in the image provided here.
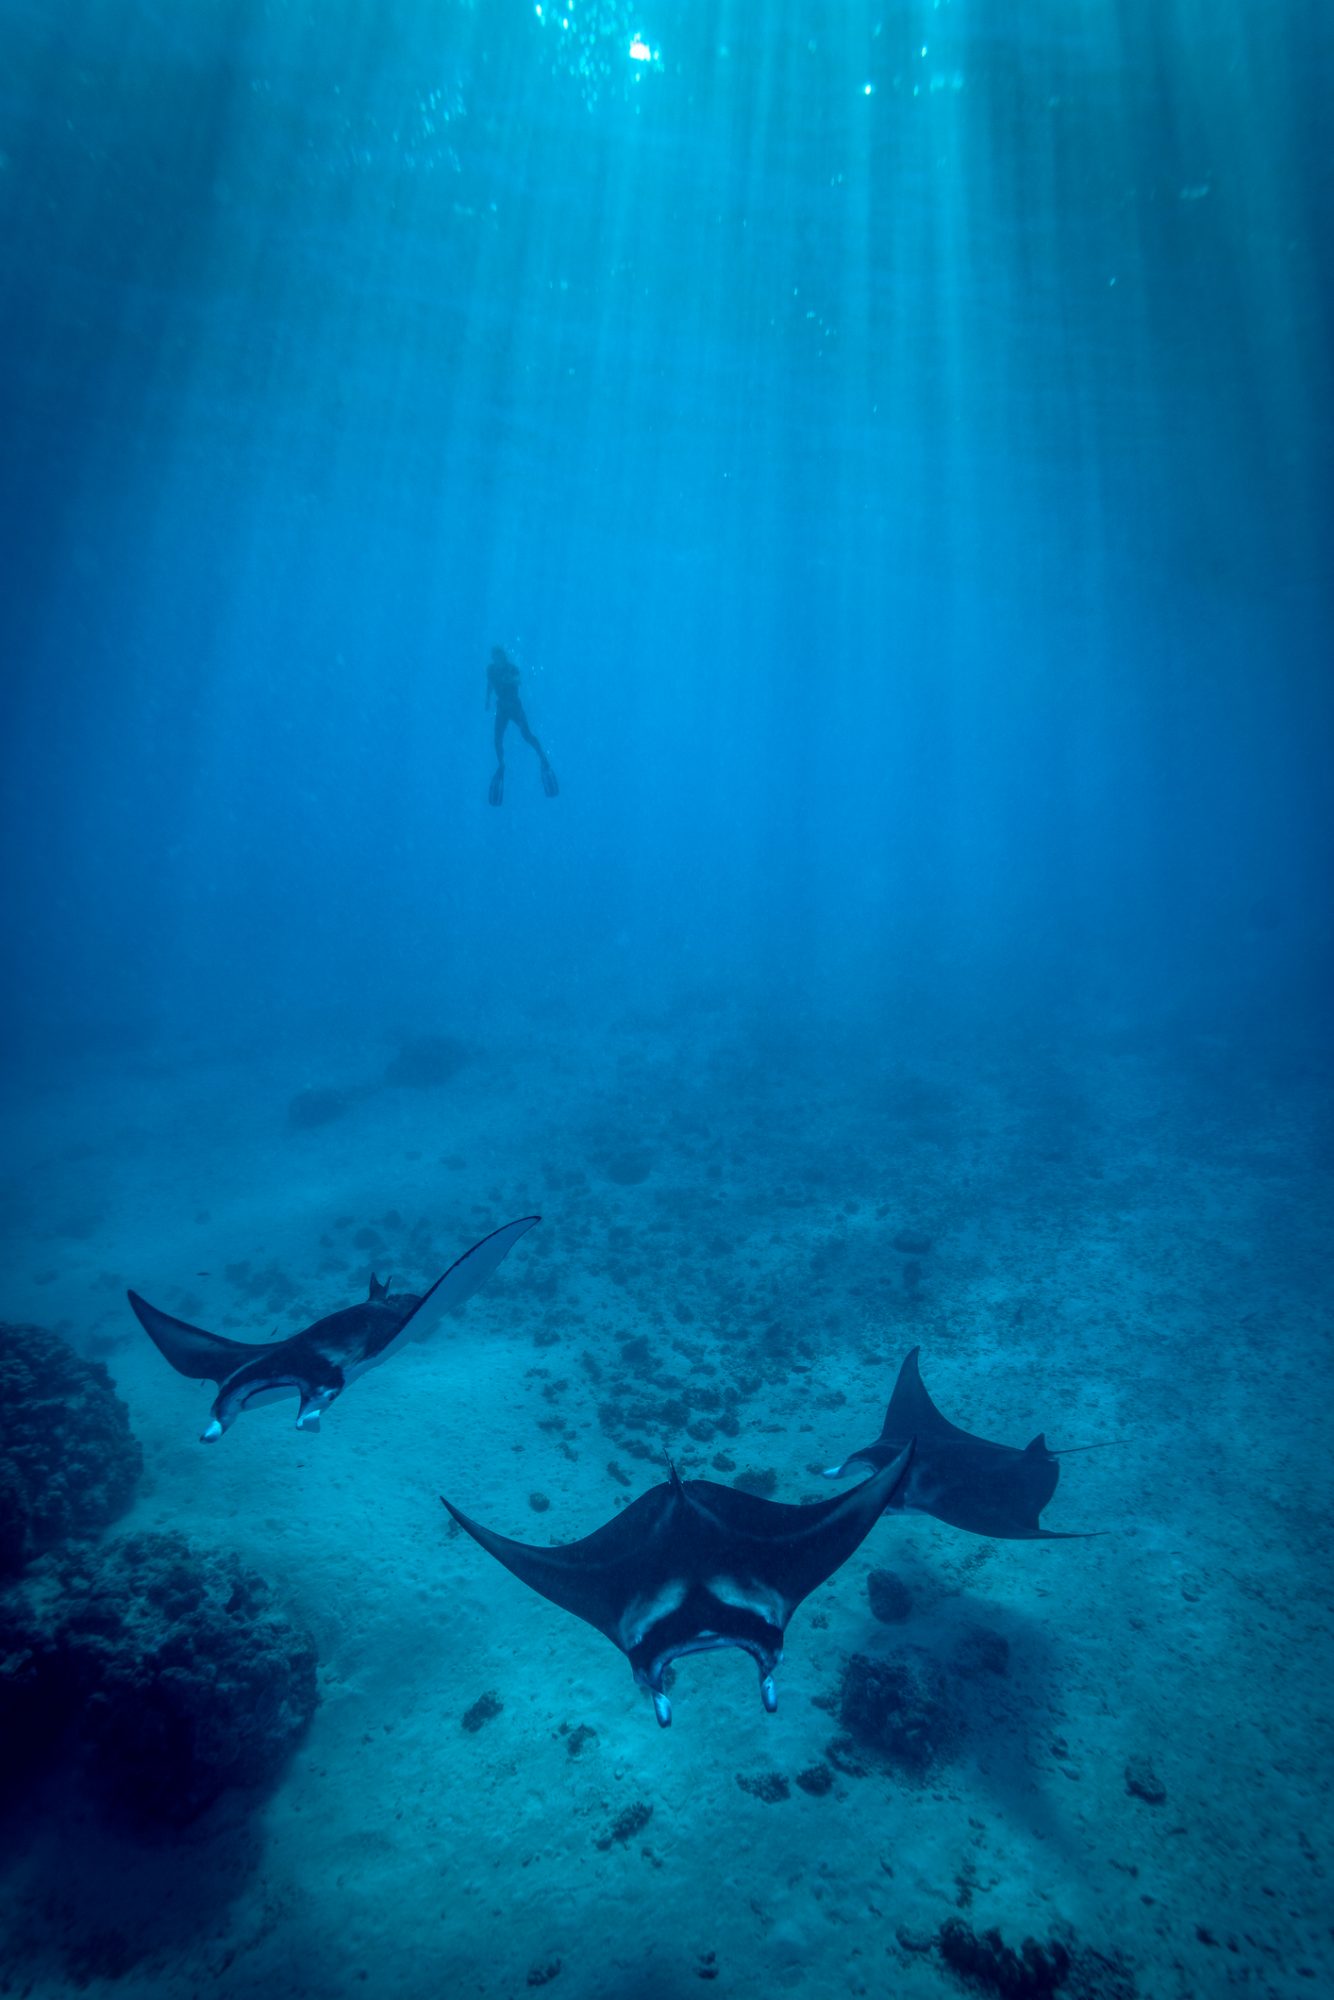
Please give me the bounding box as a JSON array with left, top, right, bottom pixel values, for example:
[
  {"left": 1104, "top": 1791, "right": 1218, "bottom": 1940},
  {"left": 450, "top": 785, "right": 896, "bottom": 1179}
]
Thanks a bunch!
[{"left": 1, "top": 1000, "right": 1331, "bottom": 2000}]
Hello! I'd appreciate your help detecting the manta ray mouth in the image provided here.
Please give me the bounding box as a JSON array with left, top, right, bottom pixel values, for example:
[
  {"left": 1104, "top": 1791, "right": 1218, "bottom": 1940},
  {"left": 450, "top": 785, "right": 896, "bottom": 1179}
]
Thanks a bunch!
[
  {"left": 204, "top": 1377, "right": 308, "bottom": 1441},
  {"left": 205, "top": 1375, "right": 309, "bottom": 1440},
  {"left": 633, "top": 1631, "right": 784, "bottom": 1727},
  {"left": 242, "top": 1377, "right": 304, "bottom": 1409}
]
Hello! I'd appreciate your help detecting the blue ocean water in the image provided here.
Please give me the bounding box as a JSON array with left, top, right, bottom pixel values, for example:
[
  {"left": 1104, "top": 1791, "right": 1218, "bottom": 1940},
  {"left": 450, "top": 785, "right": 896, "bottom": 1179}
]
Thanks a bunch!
[{"left": 1, "top": 2, "right": 1331, "bottom": 1996}]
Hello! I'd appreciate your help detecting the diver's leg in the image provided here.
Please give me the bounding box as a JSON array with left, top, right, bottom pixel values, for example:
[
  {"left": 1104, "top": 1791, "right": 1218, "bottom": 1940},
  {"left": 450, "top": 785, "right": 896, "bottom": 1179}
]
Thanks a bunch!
[
  {"left": 513, "top": 705, "right": 558, "bottom": 795},
  {"left": 489, "top": 712, "right": 507, "bottom": 805}
]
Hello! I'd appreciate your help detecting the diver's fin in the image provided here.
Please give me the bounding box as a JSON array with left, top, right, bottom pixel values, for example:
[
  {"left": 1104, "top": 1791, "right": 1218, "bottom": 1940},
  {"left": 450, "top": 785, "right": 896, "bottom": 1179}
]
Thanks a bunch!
[
  {"left": 368, "top": 1273, "right": 391, "bottom": 1302},
  {"left": 126, "top": 1291, "right": 267, "bottom": 1384},
  {"left": 488, "top": 767, "right": 504, "bottom": 806},
  {"left": 540, "top": 763, "right": 560, "bottom": 798}
]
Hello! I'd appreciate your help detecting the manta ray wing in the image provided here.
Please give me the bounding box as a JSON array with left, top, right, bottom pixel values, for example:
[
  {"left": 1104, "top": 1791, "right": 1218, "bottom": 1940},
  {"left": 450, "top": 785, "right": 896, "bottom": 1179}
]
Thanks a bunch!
[
  {"left": 883, "top": 1346, "right": 980, "bottom": 1446},
  {"left": 442, "top": 1484, "right": 667, "bottom": 1648},
  {"left": 354, "top": 1214, "right": 541, "bottom": 1376},
  {"left": 125, "top": 1291, "right": 275, "bottom": 1384}
]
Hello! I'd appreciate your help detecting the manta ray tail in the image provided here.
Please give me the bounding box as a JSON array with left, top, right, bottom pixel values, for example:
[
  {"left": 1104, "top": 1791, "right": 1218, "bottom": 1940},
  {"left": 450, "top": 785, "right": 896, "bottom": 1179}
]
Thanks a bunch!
[{"left": 126, "top": 1291, "right": 265, "bottom": 1384}]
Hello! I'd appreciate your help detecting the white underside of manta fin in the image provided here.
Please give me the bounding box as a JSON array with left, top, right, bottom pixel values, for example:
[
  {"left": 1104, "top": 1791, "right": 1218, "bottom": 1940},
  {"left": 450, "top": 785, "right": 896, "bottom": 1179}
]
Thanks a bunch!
[
  {"left": 343, "top": 1351, "right": 385, "bottom": 1384},
  {"left": 346, "top": 1214, "right": 541, "bottom": 1381}
]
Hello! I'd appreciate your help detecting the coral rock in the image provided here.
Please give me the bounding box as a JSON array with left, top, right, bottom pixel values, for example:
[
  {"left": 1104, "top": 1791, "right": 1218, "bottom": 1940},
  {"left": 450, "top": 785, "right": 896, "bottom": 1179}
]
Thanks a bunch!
[
  {"left": 839, "top": 1648, "right": 957, "bottom": 1774},
  {"left": 1, "top": 1530, "right": 317, "bottom": 1824},
  {"left": 0, "top": 1321, "right": 142, "bottom": 1579}
]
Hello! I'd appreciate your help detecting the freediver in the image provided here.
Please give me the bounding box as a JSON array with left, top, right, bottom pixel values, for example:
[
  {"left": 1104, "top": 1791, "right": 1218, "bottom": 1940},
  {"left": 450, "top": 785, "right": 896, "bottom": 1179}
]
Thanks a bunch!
[{"left": 485, "top": 645, "right": 558, "bottom": 805}]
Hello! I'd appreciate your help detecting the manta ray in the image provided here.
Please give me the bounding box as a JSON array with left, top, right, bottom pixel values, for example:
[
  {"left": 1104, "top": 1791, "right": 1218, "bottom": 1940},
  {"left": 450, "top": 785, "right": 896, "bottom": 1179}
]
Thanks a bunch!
[
  {"left": 822, "top": 1346, "right": 1087, "bottom": 1538},
  {"left": 128, "top": 1215, "right": 539, "bottom": 1441},
  {"left": 443, "top": 1443, "right": 913, "bottom": 1726}
]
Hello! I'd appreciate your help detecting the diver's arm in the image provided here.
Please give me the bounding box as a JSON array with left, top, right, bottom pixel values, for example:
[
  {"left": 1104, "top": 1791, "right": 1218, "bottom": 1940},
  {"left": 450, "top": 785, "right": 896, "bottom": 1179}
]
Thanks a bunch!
[{"left": 485, "top": 671, "right": 494, "bottom": 710}]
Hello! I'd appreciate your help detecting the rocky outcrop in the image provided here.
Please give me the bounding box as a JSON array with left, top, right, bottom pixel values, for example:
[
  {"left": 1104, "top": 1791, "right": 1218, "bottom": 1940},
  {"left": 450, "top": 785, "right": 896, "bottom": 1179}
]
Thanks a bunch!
[
  {"left": 1, "top": 1530, "right": 318, "bottom": 1824},
  {"left": 0, "top": 1321, "right": 141, "bottom": 1577}
]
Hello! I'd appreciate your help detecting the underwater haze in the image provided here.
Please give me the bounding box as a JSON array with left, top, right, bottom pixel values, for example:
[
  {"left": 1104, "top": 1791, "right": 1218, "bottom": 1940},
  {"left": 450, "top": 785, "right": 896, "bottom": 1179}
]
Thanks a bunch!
[{"left": 1, "top": 2, "right": 1331, "bottom": 1997}]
